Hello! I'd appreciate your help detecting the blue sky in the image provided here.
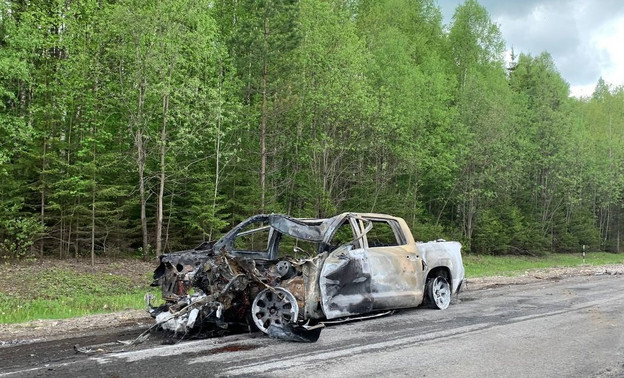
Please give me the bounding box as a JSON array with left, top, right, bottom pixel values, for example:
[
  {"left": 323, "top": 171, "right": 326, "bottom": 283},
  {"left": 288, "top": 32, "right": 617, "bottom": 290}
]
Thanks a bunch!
[{"left": 437, "top": 0, "right": 624, "bottom": 97}]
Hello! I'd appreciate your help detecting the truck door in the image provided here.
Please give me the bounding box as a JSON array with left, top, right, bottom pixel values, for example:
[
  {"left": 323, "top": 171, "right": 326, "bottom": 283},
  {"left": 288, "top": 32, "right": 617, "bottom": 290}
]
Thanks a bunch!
[
  {"left": 319, "top": 217, "right": 374, "bottom": 319},
  {"left": 358, "top": 217, "right": 424, "bottom": 310}
]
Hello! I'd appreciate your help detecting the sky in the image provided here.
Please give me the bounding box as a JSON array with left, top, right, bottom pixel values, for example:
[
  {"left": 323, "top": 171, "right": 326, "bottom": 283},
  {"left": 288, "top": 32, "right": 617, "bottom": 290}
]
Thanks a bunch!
[{"left": 437, "top": 0, "right": 624, "bottom": 98}]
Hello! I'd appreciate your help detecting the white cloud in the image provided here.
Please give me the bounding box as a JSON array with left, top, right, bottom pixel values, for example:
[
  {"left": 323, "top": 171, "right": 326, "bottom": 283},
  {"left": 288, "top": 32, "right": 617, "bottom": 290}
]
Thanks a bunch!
[
  {"left": 438, "top": 0, "right": 624, "bottom": 98},
  {"left": 590, "top": 17, "right": 624, "bottom": 86},
  {"left": 569, "top": 83, "right": 596, "bottom": 98}
]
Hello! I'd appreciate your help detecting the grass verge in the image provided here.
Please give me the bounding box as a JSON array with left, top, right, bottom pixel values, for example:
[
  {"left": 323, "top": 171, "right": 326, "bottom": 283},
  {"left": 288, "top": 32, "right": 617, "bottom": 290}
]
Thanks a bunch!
[
  {"left": 0, "top": 258, "right": 158, "bottom": 324},
  {"left": 464, "top": 252, "right": 624, "bottom": 277},
  {"left": 0, "top": 292, "right": 153, "bottom": 324}
]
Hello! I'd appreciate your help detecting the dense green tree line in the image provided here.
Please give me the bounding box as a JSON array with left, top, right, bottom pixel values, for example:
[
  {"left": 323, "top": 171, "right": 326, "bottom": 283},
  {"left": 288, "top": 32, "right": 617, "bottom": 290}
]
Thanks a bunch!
[{"left": 1, "top": 0, "right": 623, "bottom": 260}]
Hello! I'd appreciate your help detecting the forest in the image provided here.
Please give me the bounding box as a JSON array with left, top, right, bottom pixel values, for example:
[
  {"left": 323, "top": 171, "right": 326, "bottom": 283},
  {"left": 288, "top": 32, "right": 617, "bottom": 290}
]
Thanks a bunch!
[{"left": 1, "top": 0, "right": 623, "bottom": 261}]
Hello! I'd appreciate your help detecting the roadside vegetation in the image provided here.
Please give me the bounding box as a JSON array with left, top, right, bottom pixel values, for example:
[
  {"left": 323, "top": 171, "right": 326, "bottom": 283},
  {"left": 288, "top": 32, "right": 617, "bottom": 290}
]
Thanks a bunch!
[
  {"left": 1, "top": 253, "right": 623, "bottom": 324},
  {"left": 463, "top": 252, "right": 624, "bottom": 277},
  {"left": 0, "top": 258, "right": 157, "bottom": 324}
]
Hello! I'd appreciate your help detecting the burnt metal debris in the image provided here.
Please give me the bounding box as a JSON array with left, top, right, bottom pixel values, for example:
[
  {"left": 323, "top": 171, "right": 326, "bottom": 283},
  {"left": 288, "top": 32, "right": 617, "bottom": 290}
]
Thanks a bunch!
[{"left": 148, "top": 213, "right": 465, "bottom": 342}]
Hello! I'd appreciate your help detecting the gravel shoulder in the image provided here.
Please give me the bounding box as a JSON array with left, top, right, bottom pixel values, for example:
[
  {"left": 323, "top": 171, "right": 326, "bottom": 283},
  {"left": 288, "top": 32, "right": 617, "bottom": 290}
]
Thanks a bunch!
[
  {"left": 1, "top": 263, "right": 623, "bottom": 344},
  {"left": 466, "top": 263, "right": 624, "bottom": 290}
]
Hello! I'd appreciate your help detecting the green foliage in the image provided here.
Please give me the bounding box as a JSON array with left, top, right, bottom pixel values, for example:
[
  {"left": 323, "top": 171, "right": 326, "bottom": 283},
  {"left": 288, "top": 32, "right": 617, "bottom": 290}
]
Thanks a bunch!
[
  {"left": 553, "top": 211, "right": 601, "bottom": 252},
  {"left": 0, "top": 216, "right": 43, "bottom": 259},
  {"left": 471, "top": 209, "right": 509, "bottom": 254},
  {"left": 0, "top": 0, "right": 622, "bottom": 257}
]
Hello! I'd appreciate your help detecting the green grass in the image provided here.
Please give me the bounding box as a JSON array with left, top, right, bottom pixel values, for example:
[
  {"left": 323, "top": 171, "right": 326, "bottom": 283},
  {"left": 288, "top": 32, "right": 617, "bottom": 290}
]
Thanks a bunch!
[
  {"left": 0, "top": 292, "right": 153, "bottom": 323},
  {"left": 464, "top": 252, "right": 624, "bottom": 277},
  {"left": 0, "top": 262, "right": 160, "bottom": 324}
]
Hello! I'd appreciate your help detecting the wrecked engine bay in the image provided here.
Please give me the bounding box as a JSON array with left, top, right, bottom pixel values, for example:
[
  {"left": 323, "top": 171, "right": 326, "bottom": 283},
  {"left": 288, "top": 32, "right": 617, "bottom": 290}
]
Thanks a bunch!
[{"left": 149, "top": 213, "right": 465, "bottom": 342}]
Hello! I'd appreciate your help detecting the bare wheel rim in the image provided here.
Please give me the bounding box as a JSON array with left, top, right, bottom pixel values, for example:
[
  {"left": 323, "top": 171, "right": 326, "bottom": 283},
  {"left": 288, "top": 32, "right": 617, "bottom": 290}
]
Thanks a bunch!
[
  {"left": 251, "top": 287, "right": 299, "bottom": 334},
  {"left": 431, "top": 276, "right": 451, "bottom": 310}
]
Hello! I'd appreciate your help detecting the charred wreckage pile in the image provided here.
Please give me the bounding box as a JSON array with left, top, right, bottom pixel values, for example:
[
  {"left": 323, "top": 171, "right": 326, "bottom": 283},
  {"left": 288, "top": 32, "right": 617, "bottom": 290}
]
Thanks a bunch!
[{"left": 148, "top": 213, "right": 465, "bottom": 342}]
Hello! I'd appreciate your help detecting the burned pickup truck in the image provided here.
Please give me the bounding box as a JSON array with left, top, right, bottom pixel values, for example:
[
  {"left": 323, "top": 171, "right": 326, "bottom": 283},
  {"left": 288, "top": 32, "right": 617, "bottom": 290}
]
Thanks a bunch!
[{"left": 149, "top": 213, "right": 464, "bottom": 341}]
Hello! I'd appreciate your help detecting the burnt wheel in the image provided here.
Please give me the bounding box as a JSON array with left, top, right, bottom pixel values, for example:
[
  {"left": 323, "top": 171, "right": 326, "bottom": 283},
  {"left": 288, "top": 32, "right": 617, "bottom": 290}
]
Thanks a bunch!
[
  {"left": 251, "top": 287, "right": 299, "bottom": 334},
  {"left": 427, "top": 276, "right": 451, "bottom": 310}
]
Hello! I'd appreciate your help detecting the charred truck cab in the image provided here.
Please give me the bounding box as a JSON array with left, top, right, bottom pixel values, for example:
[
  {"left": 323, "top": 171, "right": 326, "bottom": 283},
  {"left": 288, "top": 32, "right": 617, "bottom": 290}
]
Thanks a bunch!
[{"left": 149, "top": 213, "right": 464, "bottom": 342}]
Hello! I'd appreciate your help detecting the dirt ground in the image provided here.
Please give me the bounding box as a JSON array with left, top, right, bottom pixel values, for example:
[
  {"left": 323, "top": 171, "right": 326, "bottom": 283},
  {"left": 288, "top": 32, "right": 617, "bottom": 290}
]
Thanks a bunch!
[{"left": 1, "top": 261, "right": 623, "bottom": 344}]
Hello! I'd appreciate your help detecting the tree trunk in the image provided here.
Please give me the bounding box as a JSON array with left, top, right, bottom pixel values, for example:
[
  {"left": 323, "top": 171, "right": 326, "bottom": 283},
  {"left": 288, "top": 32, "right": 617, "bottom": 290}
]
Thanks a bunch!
[
  {"left": 91, "top": 134, "right": 97, "bottom": 267},
  {"left": 134, "top": 76, "right": 149, "bottom": 259},
  {"left": 137, "top": 128, "right": 148, "bottom": 258},
  {"left": 165, "top": 184, "right": 175, "bottom": 251},
  {"left": 40, "top": 139, "right": 47, "bottom": 257},
  {"left": 260, "top": 14, "right": 268, "bottom": 211},
  {"left": 617, "top": 211, "right": 620, "bottom": 253},
  {"left": 59, "top": 215, "right": 63, "bottom": 259},
  {"left": 156, "top": 94, "right": 169, "bottom": 256},
  {"left": 91, "top": 186, "right": 96, "bottom": 267},
  {"left": 211, "top": 68, "right": 223, "bottom": 240}
]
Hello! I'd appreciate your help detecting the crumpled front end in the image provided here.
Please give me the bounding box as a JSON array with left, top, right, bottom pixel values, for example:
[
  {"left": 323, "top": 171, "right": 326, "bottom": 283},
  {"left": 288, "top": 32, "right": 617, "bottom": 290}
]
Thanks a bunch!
[
  {"left": 150, "top": 252, "right": 258, "bottom": 333},
  {"left": 150, "top": 250, "right": 325, "bottom": 341},
  {"left": 151, "top": 244, "right": 214, "bottom": 302}
]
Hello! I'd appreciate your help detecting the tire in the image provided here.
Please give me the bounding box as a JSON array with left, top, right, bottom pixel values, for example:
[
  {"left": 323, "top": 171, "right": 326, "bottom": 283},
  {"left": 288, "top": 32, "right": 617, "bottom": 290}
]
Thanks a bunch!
[
  {"left": 426, "top": 275, "right": 451, "bottom": 310},
  {"left": 251, "top": 287, "right": 299, "bottom": 334}
]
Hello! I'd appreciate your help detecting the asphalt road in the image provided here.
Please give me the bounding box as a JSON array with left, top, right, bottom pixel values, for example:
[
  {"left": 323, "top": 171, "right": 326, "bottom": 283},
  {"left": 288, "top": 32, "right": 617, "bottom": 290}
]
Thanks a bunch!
[{"left": 1, "top": 274, "right": 623, "bottom": 377}]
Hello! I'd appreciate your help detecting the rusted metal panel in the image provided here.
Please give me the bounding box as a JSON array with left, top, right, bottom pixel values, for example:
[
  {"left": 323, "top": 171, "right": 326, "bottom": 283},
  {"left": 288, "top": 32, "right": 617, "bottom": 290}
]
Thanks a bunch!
[{"left": 366, "top": 246, "right": 424, "bottom": 310}]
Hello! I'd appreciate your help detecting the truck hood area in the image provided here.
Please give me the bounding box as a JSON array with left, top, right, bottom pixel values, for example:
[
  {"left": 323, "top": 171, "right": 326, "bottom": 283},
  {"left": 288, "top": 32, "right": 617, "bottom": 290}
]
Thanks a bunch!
[{"left": 149, "top": 214, "right": 335, "bottom": 342}]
